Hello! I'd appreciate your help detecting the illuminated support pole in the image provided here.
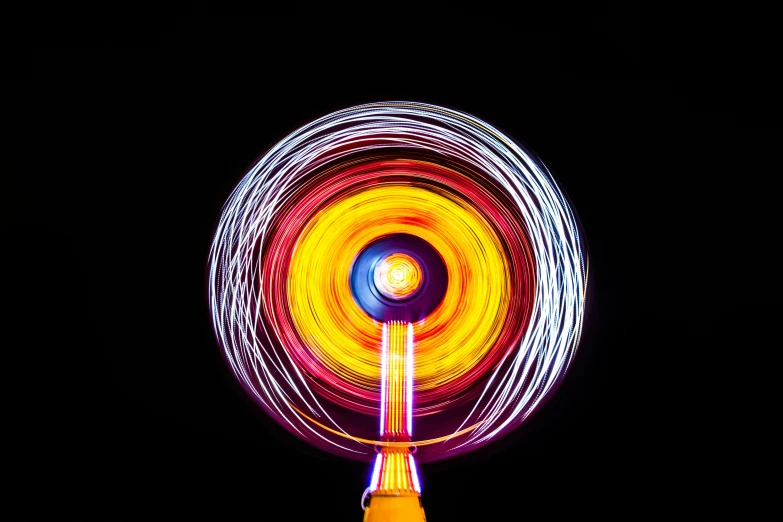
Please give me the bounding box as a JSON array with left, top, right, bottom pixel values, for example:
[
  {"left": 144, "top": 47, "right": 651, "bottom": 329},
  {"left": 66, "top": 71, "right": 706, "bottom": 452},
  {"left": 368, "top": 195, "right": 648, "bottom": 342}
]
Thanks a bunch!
[{"left": 364, "top": 321, "right": 426, "bottom": 522}]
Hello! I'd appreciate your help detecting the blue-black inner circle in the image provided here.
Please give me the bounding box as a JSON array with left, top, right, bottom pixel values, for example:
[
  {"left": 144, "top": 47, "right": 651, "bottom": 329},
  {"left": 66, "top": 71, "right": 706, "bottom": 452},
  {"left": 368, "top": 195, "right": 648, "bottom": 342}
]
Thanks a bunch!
[{"left": 349, "top": 233, "right": 448, "bottom": 322}]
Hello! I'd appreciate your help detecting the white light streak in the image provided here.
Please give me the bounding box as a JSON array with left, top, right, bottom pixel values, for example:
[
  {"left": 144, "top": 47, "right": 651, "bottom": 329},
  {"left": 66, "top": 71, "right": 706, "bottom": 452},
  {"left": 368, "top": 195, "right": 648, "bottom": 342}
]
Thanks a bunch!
[
  {"left": 409, "top": 454, "right": 421, "bottom": 493},
  {"left": 370, "top": 453, "right": 382, "bottom": 492},
  {"left": 207, "top": 102, "right": 588, "bottom": 462},
  {"left": 380, "top": 322, "right": 388, "bottom": 436},
  {"left": 407, "top": 322, "right": 413, "bottom": 436}
]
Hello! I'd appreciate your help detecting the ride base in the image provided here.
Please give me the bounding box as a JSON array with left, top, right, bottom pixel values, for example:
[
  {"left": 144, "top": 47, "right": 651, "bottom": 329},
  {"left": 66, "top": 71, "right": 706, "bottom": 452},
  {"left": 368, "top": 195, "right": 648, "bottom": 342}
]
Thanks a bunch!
[{"left": 364, "top": 493, "right": 426, "bottom": 522}]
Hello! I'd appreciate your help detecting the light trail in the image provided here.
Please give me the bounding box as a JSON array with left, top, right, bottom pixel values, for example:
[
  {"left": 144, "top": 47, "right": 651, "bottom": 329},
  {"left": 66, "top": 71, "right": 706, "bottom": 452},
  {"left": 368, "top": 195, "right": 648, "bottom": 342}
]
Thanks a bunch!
[{"left": 208, "top": 102, "right": 588, "bottom": 462}]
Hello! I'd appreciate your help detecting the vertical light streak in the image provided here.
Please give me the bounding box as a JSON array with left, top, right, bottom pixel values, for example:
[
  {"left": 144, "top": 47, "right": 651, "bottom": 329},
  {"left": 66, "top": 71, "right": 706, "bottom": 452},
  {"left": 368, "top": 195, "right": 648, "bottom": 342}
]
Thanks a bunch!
[
  {"left": 382, "top": 453, "right": 390, "bottom": 491},
  {"left": 371, "top": 450, "right": 419, "bottom": 494},
  {"left": 370, "top": 453, "right": 382, "bottom": 492},
  {"left": 407, "top": 321, "right": 413, "bottom": 436},
  {"left": 409, "top": 456, "right": 414, "bottom": 492},
  {"left": 392, "top": 321, "right": 397, "bottom": 433},
  {"left": 389, "top": 321, "right": 394, "bottom": 434},
  {"left": 409, "top": 454, "right": 421, "bottom": 493},
  {"left": 395, "top": 321, "right": 401, "bottom": 433},
  {"left": 396, "top": 452, "right": 403, "bottom": 491},
  {"left": 372, "top": 321, "right": 419, "bottom": 494},
  {"left": 380, "top": 322, "right": 387, "bottom": 436},
  {"left": 383, "top": 321, "right": 409, "bottom": 437}
]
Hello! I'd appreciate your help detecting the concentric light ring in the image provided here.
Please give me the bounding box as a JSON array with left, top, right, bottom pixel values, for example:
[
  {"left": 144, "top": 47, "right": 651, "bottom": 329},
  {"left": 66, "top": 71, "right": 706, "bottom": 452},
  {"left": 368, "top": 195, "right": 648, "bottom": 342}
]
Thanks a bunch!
[{"left": 208, "top": 101, "right": 588, "bottom": 462}]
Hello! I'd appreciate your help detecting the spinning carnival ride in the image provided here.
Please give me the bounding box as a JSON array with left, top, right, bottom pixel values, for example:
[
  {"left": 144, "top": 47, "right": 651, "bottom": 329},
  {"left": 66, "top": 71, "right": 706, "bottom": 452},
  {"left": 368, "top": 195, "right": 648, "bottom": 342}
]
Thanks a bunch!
[{"left": 208, "top": 102, "right": 588, "bottom": 521}]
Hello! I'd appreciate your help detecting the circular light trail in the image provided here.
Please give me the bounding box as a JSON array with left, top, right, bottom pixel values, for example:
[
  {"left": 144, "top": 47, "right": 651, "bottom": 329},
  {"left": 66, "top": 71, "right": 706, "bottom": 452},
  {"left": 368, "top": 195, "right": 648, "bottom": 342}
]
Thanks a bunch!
[
  {"left": 207, "top": 102, "right": 588, "bottom": 462},
  {"left": 347, "top": 231, "right": 449, "bottom": 324},
  {"left": 374, "top": 253, "right": 421, "bottom": 300}
]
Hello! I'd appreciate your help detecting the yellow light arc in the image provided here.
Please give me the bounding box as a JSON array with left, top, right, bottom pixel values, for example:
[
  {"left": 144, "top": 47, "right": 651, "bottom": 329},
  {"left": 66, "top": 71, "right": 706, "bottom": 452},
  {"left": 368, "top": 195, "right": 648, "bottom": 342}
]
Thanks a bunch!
[
  {"left": 288, "top": 183, "right": 511, "bottom": 399},
  {"left": 291, "top": 404, "right": 484, "bottom": 448}
]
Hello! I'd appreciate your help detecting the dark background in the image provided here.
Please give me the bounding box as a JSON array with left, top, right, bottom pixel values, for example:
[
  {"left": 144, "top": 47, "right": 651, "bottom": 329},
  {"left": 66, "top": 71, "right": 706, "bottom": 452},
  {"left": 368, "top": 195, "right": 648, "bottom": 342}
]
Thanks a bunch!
[{"left": 13, "top": 5, "right": 781, "bottom": 521}]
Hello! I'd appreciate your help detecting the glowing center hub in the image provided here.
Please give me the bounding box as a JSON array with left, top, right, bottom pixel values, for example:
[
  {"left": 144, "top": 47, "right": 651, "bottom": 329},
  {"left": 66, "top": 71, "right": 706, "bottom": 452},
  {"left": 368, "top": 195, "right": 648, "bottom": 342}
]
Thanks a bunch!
[{"left": 374, "top": 253, "right": 422, "bottom": 300}]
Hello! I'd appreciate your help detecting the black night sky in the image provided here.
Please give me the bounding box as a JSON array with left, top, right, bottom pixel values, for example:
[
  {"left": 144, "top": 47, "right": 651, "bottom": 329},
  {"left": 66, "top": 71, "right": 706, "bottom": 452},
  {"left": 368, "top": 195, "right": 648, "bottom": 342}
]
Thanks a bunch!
[{"left": 14, "top": 6, "right": 781, "bottom": 521}]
